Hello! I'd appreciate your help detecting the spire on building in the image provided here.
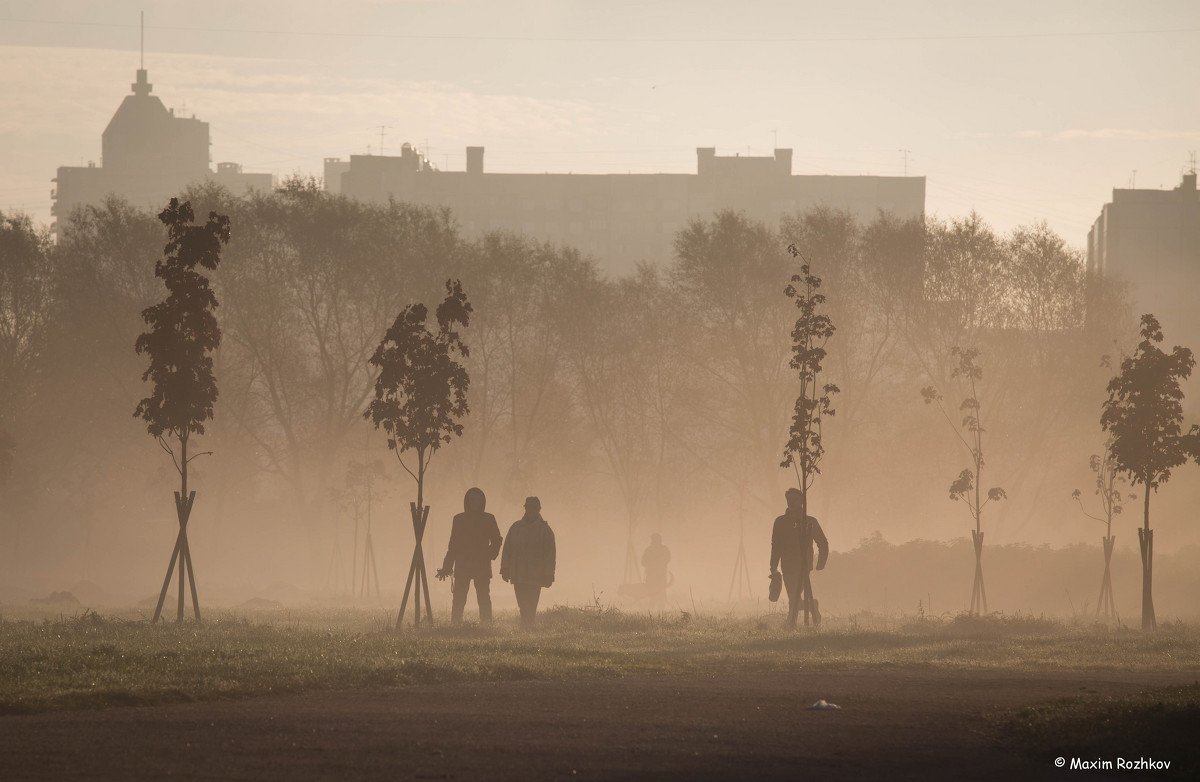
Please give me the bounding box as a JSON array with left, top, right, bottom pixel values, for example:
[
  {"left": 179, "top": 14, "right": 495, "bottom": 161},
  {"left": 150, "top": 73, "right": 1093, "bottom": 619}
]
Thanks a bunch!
[
  {"left": 132, "top": 12, "right": 151, "bottom": 96},
  {"left": 131, "top": 68, "right": 152, "bottom": 97}
]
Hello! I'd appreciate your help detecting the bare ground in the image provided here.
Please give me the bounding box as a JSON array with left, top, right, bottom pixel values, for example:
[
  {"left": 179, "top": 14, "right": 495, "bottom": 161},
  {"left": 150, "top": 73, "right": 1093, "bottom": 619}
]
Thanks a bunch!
[{"left": 0, "top": 669, "right": 1191, "bottom": 781}]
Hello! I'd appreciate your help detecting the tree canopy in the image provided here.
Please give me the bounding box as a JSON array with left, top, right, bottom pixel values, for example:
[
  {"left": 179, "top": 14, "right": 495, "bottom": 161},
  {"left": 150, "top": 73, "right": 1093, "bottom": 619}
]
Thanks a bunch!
[
  {"left": 1100, "top": 314, "right": 1199, "bottom": 496},
  {"left": 364, "top": 279, "right": 472, "bottom": 482},
  {"left": 134, "top": 199, "right": 230, "bottom": 443}
]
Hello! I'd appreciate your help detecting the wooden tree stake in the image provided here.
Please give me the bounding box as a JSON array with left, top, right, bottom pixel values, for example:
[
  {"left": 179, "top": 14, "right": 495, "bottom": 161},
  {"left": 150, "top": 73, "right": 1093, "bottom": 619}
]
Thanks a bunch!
[
  {"left": 396, "top": 502, "right": 433, "bottom": 629},
  {"left": 152, "top": 490, "right": 201, "bottom": 623},
  {"left": 969, "top": 529, "right": 988, "bottom": 615}
]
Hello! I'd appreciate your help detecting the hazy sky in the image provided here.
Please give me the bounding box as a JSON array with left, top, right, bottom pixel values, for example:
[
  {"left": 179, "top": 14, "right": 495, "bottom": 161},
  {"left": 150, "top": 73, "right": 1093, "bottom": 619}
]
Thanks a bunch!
[{"left": 2, "top": 0, "right": 1198, "bottom": 249}]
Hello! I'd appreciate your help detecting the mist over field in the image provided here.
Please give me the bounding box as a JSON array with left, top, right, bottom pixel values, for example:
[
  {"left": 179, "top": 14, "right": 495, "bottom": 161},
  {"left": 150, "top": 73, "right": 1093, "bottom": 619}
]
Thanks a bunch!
[
  {"left": 3, "top": 183, "right": 1198, "bottom": 622},
  {"left": 2, "top": 2, "right": 1200, "bottom": 628}
]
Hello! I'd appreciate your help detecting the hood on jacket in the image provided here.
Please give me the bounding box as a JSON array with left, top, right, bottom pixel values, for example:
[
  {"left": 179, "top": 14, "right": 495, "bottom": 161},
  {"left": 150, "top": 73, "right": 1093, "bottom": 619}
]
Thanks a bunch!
[{"left": 464, "top": 487, "right": 486, "bottom": 513}]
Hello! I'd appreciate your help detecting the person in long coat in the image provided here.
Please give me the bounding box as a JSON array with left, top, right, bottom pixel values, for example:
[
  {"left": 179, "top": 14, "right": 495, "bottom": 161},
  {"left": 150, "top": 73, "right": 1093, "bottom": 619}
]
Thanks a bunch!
[
  {"left": 500, "top": 496, "right": 556, "bottom": 629},
  {"left": 769, "top": 488, "right": 829, "bottom": 627},
  {"left": 436, "top": 487, "right": 503, "bottom": 624},
  {"left": 642, "top": 533, "right": 672, "bottom": 599}
]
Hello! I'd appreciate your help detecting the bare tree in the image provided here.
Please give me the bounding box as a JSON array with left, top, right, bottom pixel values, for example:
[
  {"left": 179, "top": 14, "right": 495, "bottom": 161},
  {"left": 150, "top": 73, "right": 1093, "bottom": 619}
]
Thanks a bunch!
[
  {"left": 456, "top": 233, "right": 589, "bottom": 496},
  {"left": 1072, "top": 437, "right": 1125, "bottom": 620},
  {"left": 563, "top": 269, "right": 677, "bottom": 588},
  {"left": 214, "top": 189, "right": 457, "bottom": 539},
  {"left": 669, "top": 211, "right": 796, "bottom": 511},
  {"left": 921, "top": 347, "right": 1006, "bottom": 615},
  {"left": 0, "top": 211, "right": 53, "bottom": 480}
]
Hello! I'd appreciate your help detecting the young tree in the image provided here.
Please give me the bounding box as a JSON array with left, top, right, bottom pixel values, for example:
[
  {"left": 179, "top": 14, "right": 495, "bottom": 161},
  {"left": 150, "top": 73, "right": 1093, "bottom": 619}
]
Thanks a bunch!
[
  {"left": 1072, "top": 437, "right": 1125, "bottom": 620},
  {"left": 1100, "top": 314, "right": 1199, "bottom": 630},
  {"left": 330, "top": 459, "right": 390, "bottom": 598},
  {"left": 780, "top": 244, "right": 838, "bottom": 625},
  {"left": 134, "top": 199, "right": 230, "bottom": 623},
  {"left": 364, "top": 279, "right": 471, "bottom": 629},
  {"left": 921, "top": 347, "right": 1006, "bottom": 615}
]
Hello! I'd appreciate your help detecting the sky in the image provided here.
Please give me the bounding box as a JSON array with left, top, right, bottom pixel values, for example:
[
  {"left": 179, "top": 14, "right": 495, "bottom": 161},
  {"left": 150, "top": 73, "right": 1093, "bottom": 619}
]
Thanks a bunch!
[{"left": 1, "top": 0, "right": 1199, "bottom": 249}]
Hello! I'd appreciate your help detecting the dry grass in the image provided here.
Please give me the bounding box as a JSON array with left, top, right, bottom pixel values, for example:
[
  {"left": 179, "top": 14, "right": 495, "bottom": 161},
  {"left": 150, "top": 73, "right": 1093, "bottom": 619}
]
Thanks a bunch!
[{"left": 1, "top": 605, "right": 1197, "bottom": 714}]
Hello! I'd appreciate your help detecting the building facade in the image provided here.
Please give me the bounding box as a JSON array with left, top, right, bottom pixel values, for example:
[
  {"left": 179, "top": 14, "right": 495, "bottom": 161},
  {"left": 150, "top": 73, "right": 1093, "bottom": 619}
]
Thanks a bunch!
[
  {"left": 325, "top": 145, "right": 926, "bottom": 275},
  {"left": 52, "top": 68, "right": 272, "bottom": 236},
  {"left": 1088, "top": 171, "right": 1200, "bottom": 357}
]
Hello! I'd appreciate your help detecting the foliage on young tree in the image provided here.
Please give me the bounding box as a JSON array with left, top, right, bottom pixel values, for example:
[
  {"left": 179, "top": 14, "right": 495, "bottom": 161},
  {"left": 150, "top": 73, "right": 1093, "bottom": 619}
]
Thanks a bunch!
[
  {"left": 1072, "top": 437, "right": 1125, "bottom": 619},
  {"left": 921, "top": 346, "right": 1006, "bottom": 614},
  {"left": 364, "top": 279, "right": 471, "bottom": 627},
  {"left": 134, "top": 198, "right": 230, "bottom": 623},
  {"left": 1072, "top": 439, "right": 1125, "bottom": 537},
  {"left": 135, "top": 200, "right": 229, "bottom": 440},
  {"left": 781, "top": 244, "right": 838, "bottom": 516},
  {"left": 364, "top": 280, "right": 471, "bottom": 490},
  {"left": 1100, "top": 313, "right": 1199, "bottom": 630}
]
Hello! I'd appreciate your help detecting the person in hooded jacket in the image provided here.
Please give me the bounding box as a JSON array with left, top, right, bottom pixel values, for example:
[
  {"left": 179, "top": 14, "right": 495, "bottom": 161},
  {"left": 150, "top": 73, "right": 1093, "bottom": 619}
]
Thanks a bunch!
[
  {"left": 436, "top": 487, "right": 503, "bottom": 624},
  {"left": 500, "top": 496, "right": 556, "bottom": 629},
  {"left": 770, "top": 488, "right": 829, "bottom": 628}
]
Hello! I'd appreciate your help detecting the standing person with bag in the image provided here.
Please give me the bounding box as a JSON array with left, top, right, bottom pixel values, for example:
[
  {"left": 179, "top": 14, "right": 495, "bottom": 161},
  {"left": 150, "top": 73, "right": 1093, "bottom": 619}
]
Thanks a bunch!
[
  {"left": 436, "top": 487, "right": 503, "bottom": 624},
  {"left": 500, "top": 496, "right": 556, "bottom": 629},
  {"left": 769, "top": 488, "right": 829, "bottom": 627}
]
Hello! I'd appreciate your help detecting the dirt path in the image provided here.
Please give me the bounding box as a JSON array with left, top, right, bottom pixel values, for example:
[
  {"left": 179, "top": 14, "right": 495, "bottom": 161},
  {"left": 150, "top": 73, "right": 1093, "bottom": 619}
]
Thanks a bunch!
[{"left": 0, "top": 670, "right": 1191, "bottom": 780}]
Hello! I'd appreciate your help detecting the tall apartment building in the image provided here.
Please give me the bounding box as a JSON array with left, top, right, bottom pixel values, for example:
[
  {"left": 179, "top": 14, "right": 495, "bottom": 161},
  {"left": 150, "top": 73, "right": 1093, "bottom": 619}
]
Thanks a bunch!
[
  {"left": 1088, "top": 171, "right": 1200, "bottom": 360},
  {"left": 324, "top": 144, "right": 926, "bottom": 275},
  {"left": 51, "top": 67, "right": 272, "bottom": 236}
]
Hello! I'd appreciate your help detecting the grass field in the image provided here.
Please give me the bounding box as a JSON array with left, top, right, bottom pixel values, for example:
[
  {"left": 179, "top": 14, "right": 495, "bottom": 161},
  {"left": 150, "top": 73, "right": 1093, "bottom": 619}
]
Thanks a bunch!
[
  {"left": 994, "top": 682, "right": 1200, "bottom": 770},
  {"left": 1, "top": 604, "right": 1198, "bottom": 714}
]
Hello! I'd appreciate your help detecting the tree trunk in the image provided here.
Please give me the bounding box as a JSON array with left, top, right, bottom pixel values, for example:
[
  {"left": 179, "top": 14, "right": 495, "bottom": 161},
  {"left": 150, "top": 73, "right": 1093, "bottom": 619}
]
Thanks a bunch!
[
  {"left": 1138, "top": 484, "right": 1156, "bottom": 631},
  {"left": 397, "top": 450, "right": 433, "bottom": 629}
]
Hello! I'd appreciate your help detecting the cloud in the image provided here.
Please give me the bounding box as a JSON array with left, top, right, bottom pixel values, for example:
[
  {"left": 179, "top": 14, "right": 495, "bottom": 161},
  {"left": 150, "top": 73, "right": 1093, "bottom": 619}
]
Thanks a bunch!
[{"left": 1055, "top": 128, "right": 1200, "bottom": 140}]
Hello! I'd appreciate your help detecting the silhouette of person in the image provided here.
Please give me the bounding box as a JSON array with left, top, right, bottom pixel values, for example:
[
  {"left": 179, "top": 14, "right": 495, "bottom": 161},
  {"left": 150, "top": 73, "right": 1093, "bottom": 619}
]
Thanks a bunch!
[
  {"left": 642, "top": 533, "right": 672, "bottom": 598},
  {"left": 436, "top": 487, "right": 502, "bottom": 624},
  {"left": 500, "top": 496, "right": 556, "bottom": 629},
  {"left": 770, "top": 488, "right": 829, "bottom": 627}
]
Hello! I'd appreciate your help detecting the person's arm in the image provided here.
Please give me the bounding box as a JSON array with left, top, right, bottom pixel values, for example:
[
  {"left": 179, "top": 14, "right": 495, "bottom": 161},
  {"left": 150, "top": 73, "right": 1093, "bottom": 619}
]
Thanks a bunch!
[
  {"left": 812, "top": 519, "right": 829, "bottom": 571},
  {"left": 499, "top": 524, "right": 512, "bottom": 582},
  {"left": 546, "top": 527, "right": 556, "bottom": 586},
  {"left": 439, "top": 516, "right": 459, "bottom": 575},
  {"left": 487, "top": 515, "right": 502, "bottom": 560}
]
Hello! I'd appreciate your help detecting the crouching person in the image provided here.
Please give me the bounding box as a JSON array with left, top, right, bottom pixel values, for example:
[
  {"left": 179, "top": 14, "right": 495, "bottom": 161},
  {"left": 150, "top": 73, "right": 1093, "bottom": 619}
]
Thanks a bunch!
[{"left": 500, "top": 496, "right": 556, "bottom": 629}]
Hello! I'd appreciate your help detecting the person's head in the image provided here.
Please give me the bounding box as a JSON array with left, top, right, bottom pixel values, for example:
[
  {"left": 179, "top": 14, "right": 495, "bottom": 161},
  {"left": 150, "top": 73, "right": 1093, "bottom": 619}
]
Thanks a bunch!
[
  {"left": 464, "top": 487, "right": 486, "bottom": 513},
  {"left": 651, "top": 533, "right": 662, "bottom": 545},
  {"left": 785, "top": 488, "right": 803, "bottom": 512},
  {"left": 524, "top": 496, "right": 541, "bottom": 515}
]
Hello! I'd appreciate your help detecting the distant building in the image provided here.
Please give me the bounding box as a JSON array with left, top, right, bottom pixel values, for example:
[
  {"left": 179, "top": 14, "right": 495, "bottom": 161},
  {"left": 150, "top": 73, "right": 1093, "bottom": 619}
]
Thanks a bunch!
[
  {"left": 51, "top": 68, "right": 272, "bottom": 236},
  {"left": 1088, "top": 171, "right": 1200, "bottom": 355},
  {"left": 325, "top": 144, "right": 926, "bottom": 275}
]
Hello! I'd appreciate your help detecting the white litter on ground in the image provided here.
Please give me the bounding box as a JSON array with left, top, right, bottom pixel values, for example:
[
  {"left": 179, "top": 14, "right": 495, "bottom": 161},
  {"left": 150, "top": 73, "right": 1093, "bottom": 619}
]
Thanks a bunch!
[{"left": 808, "top": 699, "right": 842, "bottom": 710}]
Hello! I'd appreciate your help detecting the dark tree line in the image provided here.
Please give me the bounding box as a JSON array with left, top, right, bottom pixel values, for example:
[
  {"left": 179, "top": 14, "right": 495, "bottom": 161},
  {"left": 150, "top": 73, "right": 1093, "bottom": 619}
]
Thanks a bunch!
[{"left": 0, "top": 189, "right": 1138, "bottom": 605}]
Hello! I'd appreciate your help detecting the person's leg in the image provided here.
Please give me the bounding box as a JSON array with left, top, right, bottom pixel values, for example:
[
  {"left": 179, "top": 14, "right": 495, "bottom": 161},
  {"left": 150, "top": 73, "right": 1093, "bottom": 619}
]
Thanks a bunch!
[
  {"left": 514, "top": 583, "right": 536, "bottom": 629},
  {"left": 802, "top": 572, "right": 821, "bottom": 627},
  {"left": 476, "top": 577, "right": 492, "bottom": 625},
  {"left": 513, "top": 583, "right": 529, "bottom": 627},
  {"left": 783, "top": 570, "right": 801, "bottom": 627},
  {"left": 451, "top": 575, "right": 470, "bottom": 624},
  {"left": 528, "top": 585, "right": 542, "bottom": 627}
]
